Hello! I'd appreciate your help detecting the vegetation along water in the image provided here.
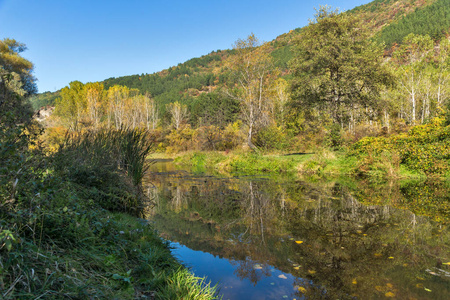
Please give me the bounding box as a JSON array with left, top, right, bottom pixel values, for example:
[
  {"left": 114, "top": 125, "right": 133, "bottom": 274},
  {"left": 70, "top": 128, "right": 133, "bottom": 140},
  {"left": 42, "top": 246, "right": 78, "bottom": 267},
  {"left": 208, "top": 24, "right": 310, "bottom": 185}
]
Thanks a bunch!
[{"left": 2, "top": 0, "right": 450, "bottom": 298}]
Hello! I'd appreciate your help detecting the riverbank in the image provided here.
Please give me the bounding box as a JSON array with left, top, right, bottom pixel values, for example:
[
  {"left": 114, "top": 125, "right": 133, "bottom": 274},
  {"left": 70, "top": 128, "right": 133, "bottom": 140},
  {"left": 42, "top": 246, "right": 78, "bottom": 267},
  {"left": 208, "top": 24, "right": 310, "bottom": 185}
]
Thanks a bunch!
[
  {"left": 1, "top": 128, "right": 218, "bottom": 299},
  {"left": 167, "top": 149, "right": 427, "bottom": 181}
]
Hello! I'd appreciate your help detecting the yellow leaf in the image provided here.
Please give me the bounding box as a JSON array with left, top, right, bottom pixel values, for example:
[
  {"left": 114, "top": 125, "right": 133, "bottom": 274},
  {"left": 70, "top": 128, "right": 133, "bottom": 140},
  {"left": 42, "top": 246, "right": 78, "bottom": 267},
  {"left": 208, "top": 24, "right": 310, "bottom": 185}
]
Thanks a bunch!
[
  {"left": 308, "top": 270, "right": 316, "bottom": 275},
  {"left": 295, "top": 241, "right": 303, "bottom": 244},
  {"left": 385, "top": 292, "right": 395, "bottom": 297},
  {"left": 386, "top": 283, "right": 393, "bottom": 288},
  {"left": 298, "top": 287, "right": 307, "bottom": 293},
  {"left": 388, "top": 256, "right": 394, "bottom": 259},
  {"left": 416, "top": 283, "right": 423, "bottom": 288},
  {"left": 352, "top": 279, "right": 357, "bottom": 284},
  {"left": 424, "top": 288, "right": 432, "bottom": 292},
  {"left": 293, "top": 267, "right": 300, "bottom": 270},
  {"left": 374, "top": 253, "right": 382, "bottom": 257},
  {"left": 375, "top": 286, "right": 383, "bottom": 291},
  {"left": 278, "top": 274, "right": 287, "bottom": 279},
  {"left": 443, "top": 262, "right": 450, "bottom": 265}
]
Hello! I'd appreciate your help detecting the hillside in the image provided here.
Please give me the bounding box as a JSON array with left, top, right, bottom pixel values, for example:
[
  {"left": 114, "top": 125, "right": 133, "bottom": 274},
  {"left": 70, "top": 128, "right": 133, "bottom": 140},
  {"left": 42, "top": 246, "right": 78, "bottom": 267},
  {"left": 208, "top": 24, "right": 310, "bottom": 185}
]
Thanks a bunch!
[{"left": 31, "top": 0, "right": 447, "bottom": 116}]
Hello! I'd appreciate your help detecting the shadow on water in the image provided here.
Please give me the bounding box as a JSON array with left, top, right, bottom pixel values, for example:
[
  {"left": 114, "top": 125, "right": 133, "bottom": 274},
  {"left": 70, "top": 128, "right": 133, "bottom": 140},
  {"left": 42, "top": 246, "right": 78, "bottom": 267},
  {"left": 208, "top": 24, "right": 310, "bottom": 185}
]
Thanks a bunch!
[{"left": 143, "top": 161, "right": 450, "bottom": 300}]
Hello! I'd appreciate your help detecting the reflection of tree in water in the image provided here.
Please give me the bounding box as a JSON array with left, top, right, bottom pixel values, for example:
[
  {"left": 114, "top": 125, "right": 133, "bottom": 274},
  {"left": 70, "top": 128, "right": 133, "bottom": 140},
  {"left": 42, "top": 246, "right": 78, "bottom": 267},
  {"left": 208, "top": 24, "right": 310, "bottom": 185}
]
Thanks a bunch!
[
  {"left": 144, "top": 169, "right": 450, "bottom": 299},
  {"left": 231, "top": 259, "right": 271, "bottom": 285}
]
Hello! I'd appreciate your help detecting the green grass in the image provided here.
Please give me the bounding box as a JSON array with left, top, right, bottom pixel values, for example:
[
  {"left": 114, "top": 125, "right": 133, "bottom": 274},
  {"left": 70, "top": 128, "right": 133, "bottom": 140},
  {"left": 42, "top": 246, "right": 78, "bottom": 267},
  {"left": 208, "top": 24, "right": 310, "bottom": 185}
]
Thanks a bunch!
[{"left": 1, "top": 128, "right": 219, "bottom": 299}]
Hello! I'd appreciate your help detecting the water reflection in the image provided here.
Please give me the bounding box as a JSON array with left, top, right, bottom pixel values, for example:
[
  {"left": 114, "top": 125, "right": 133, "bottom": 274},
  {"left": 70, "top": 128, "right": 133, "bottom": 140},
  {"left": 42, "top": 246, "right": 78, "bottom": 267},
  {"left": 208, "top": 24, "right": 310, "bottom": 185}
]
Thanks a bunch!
[{"left": 144, "top": 161, "right": 450, "bottom": 300}]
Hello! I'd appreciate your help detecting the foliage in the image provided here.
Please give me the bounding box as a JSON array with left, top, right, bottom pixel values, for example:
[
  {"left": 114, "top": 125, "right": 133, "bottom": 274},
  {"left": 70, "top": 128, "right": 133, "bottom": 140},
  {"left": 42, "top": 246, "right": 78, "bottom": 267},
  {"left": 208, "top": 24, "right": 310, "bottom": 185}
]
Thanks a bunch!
[
  {"left": 290, "top": 6, "right": 394, "bottom": 125},
  {"left": 350, "top": 117, "right": 450, "bottom": 176},
  {"left": 376, "top": 0, "right": 450, "bottom": 47}
]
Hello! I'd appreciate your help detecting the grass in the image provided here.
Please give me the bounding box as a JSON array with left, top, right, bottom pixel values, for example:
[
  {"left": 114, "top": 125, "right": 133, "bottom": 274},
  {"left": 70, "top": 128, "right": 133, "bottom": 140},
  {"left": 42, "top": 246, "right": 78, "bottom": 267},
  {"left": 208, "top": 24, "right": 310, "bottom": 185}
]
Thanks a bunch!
[
  {"left": 1, "top": 128, "right": 220, "bottom": 299},
  {"left": 170, "top": 147, "right": 435, "bottom": 182}
]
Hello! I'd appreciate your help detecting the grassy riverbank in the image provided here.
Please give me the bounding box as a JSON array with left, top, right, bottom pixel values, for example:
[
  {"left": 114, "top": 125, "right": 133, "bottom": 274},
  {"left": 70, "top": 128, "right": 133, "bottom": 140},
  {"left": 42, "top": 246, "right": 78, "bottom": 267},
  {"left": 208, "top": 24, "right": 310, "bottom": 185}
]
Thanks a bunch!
[
  {"left": 171, "top": 119, "right": 450, "bottom": 181},
  {"left": 1, "top": 128, "right": 218, "bottom": 299},
  {"left": 171, "top": 149, "right": 426, "bottom": 181}
]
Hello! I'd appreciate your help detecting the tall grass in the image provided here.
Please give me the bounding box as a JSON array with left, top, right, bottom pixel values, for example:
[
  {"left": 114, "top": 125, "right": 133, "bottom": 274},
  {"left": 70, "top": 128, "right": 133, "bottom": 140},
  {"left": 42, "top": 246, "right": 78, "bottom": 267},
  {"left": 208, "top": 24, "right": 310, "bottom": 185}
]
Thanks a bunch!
[{"left": 55, "top": 127, "right": 153, "bottom": 214}]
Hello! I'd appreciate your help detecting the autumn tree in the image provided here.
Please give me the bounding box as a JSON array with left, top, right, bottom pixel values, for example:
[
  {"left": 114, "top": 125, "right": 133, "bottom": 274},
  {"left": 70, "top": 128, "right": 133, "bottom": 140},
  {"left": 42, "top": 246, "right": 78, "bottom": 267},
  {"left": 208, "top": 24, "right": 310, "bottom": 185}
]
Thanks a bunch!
[
  {"left": 227, "top": 33, "right": 276, "bottom": 150},
  {"left": 85, "top": 82, "right": 105, "bottom": 129},
  {"left": 0, "top": 38, "right": 37, "bottom": 96},
  {"left": 290, "top": 6, "right": 394, "bottom": 126},
  {"left": 167, "top": 101, "right": 189, "bottom": 130},
  {"left": 392, "top": 34, "right": 434, "bottom": 124},
  {"left": 54, "top": 81, "right": 86, "bottom": 131}
]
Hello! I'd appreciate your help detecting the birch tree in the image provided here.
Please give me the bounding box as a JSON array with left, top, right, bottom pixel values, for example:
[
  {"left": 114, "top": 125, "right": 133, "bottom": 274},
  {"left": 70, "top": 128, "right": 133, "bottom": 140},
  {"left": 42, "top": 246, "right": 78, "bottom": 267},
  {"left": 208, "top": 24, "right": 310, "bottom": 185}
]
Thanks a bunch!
[{"left": 227, "top": 33, "right": 275, "bottom": 150}]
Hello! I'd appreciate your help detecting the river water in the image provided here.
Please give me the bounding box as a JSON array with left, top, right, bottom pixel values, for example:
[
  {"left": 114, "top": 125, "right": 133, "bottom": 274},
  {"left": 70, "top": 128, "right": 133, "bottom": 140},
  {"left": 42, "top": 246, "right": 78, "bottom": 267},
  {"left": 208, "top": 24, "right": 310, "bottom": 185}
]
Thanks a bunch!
[{"left": 144, "top": 160, "right": 449, "bottom": 300}]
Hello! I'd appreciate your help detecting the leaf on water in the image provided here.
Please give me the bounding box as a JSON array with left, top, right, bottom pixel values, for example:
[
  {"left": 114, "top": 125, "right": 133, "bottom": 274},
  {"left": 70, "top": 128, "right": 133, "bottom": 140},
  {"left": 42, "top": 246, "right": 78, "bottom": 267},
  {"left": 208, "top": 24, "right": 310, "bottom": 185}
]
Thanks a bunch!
[
  {"left": 298, "top": 287, "right": 307, "bottom": 293},
  {"left": 289, "top": 238, "right": 294, "bottom": 240},
  {"left": 270, "top": 282, "right": 275, "bottom": 285},
  {"left": 424, "top": 288, "right": 432, "bottom": 292},
  {"left": 293, "top": 266, "right": 300, "bottom": 270},
  {"left": 375, "top": 286, "right": 383, "bottom": 291},
  {"left": 416, "top": 283, "right": 424, "bottom": 288},
  {"left": 385, "top": 292, "right": 395, "bottom": 297},
  {"left": 253, "top": 264, "right": 262, "bottom": 270},
  {"left": 283, "top": 296, "right": 288, "bottom": 299},
  {"left": 352, "top": 279, "right": 357, "bottom": 285},
  {"left": 388, "top": 256, "right": 394, "bottom": 259},
  {"left": 374, "top": 253, "right": 382, "bottom": 257},
  {"left": 442, "top": 262, "right": 450, "bottom": 265},
  {"left": 386, "top": 283, "right": 393, "bottom": 288},
  {"left": 278, "top": 274, "right": 287, "bottom": 279},
  {"left": 295, "top": 241, "right": 303, "bottom": 244},
  {"left": 308, "top": 270, "right": 316, "bottom": 275}
]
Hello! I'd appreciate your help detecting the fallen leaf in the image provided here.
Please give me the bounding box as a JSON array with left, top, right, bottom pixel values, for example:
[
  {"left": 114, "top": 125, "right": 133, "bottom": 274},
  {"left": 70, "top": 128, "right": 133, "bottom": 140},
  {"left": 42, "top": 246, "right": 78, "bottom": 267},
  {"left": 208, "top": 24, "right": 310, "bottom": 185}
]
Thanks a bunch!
[
  {"left": 385, "top": 292, "right": 395, "bottom": 297},
  {"left": 374, "top": 253, "right": 382, "bottom": 257},
  {"left": 416, "top": 283, "right": 423, "bottom": 289},
  {"left": 298, "top": 287, "right": 307, "bottom": 293},
  {"left": 386, "top": 283, "right": 393, "bottom": 288},
  {"left": 442, "top": 262, "right": 450, "bottom": 265},
  {"left": 295, "top": 241, "right": 303, "bottom": 244},
  {"left": 308, "top": 270, "right": 316, "bottom": 275},
  {"left": 375, "top": 286, "right": 383, "bottom": 291},
  {"left": 352, "top": 279, "right": 357, "bottom": 285},
  {"left": 278, "top": 274, "right": 287, "bottom": 279},
  {"left": 424, "top": 288, "right": 432, "bottom": 292},
  {"left": 253, "top": 264, "right": 262, "bottom": 270},
  {"left": 388, "top": 257, "right": 394, "bottom": 259},
  {"left": 293, "top": 266, "right": 300, "bottom": 270},
  {"left": 270, "top": 282, "right": 275, "bottom": 285}
]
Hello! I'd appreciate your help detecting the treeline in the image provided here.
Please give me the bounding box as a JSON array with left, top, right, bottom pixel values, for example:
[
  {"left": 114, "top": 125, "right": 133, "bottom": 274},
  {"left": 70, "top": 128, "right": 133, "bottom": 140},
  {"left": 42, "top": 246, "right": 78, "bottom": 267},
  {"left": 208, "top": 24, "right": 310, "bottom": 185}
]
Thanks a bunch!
[
  {"left": 48, "top": 7, "right": 450, "bottom": 156},
  {"left": 376, "top": 0, "right": 450, "bottom": 47}
]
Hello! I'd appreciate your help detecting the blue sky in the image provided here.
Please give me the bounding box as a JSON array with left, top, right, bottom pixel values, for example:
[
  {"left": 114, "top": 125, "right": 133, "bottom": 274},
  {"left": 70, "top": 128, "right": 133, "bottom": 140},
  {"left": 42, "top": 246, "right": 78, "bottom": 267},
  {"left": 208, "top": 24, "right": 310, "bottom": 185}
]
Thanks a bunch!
[{"left": 0, "top": 0, "right": 372, "bottom": 93}]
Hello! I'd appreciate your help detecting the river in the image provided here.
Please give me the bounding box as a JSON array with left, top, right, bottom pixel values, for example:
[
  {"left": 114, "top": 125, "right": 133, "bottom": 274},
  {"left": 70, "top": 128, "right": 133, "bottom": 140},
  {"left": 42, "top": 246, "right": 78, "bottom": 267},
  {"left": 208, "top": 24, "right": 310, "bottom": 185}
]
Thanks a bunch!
[{"left": 144, "top": 160, "right": 449, "bottom": 300}]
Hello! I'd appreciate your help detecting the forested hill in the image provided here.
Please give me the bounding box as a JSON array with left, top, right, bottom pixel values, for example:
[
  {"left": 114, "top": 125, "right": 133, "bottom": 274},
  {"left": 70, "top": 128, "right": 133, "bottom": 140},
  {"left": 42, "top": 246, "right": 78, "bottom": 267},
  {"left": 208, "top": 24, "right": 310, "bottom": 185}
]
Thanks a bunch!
[{"left": 31, "top": 0, "right": 447, "bottom": 111}]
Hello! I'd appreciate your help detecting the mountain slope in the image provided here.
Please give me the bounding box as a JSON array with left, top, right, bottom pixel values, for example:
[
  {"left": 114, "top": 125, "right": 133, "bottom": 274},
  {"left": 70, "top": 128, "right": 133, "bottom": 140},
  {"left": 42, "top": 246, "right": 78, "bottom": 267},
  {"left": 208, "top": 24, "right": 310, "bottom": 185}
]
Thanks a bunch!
[{"left": 31, "top": 0, "right": 445, "bottom": 111}]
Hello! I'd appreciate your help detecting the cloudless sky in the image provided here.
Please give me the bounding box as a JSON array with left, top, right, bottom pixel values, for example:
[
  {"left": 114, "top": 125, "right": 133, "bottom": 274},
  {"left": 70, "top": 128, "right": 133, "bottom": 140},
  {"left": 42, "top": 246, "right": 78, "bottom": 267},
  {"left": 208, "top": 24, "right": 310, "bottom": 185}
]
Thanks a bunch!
[{"left": 0, "top": 0, "right": 372, "bottom": 93}]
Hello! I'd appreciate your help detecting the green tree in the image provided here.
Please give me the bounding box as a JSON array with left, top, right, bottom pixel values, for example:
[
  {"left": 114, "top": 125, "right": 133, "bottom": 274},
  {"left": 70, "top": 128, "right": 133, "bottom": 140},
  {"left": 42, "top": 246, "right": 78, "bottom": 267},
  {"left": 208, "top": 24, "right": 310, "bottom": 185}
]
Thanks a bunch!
[{"left": 290, "top": 6, "right": 394, "bottom": 126}]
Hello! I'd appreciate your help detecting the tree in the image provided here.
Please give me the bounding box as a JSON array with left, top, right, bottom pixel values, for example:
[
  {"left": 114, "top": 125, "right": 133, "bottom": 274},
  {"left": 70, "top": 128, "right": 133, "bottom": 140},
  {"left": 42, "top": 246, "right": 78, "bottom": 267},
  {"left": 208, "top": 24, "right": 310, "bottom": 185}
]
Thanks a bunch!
[
  {"left": 393, "top": 34, "right": 434, "bottom": 124},
  {"left": 290, "top": 6, "right": 394, "bottom": 126},
  {"left": 85, "top": 82, "right": 105, "bottom": 129},
  {"left": 226, "top": 33, "right": 276, "bottom": 150},
  {"left": 0, "top": 38, "right": 37, "bottom": 96},
  {"left": 54, "top": 81, "right": 86, "bottom": 131},
  {"left": 167, "top": 101, "right": 189, "bottom": 130}
]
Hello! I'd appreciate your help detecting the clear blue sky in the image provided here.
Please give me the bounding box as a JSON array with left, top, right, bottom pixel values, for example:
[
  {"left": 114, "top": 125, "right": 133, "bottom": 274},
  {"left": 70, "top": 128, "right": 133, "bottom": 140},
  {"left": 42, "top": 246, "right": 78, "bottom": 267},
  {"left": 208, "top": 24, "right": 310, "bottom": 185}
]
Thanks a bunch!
[{"left": 0, "top": 0, "right": 372, "bottom": 93}]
